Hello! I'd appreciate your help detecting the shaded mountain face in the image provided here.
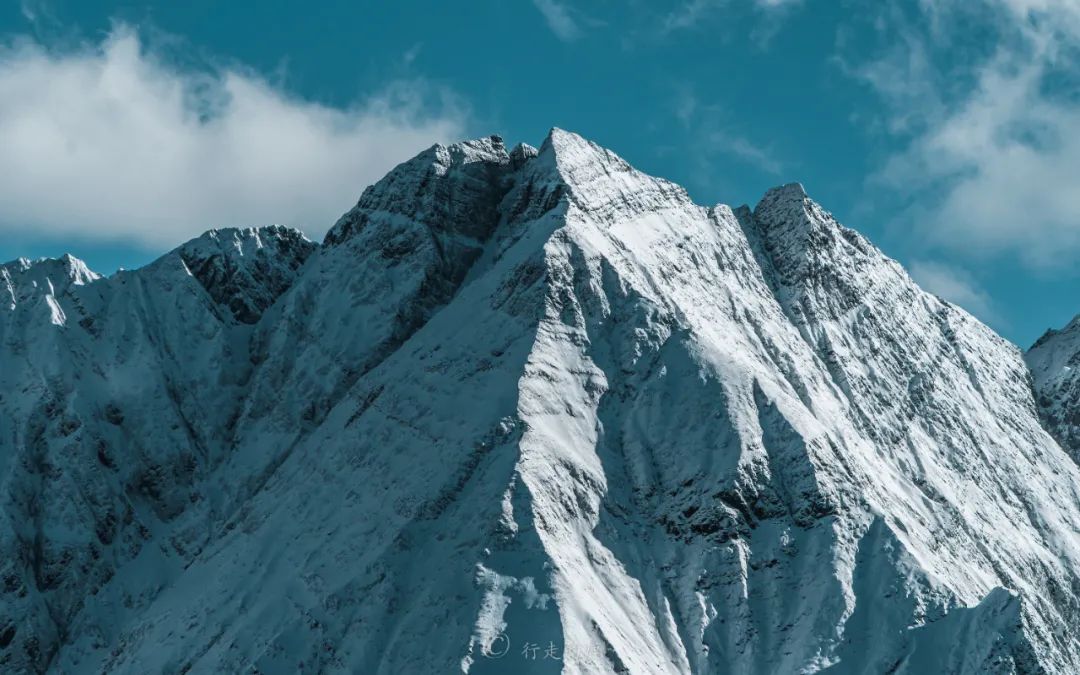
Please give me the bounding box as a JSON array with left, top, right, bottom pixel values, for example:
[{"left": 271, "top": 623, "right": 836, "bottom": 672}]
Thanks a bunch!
[
  {"left": 1, "top": 129, "right": 1079, "bottom": 674},
  {"left": 1028, "top": 316, "right": 1080, "bottom": 461},
  {"left": 176, "top": 226, "right": 317, "bottom": 324}
]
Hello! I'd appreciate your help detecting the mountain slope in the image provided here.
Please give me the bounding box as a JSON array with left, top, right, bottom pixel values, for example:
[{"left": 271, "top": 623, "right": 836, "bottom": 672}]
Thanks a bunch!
[
  {"left": 0, "top": 228, "right": 314, "bottom": 673},
  {"left": 1028, "top": 315, "right": 1080, "bottom": 461},
  {"left": 3, "top": 130, "right": 1080, "bottom": 674}
]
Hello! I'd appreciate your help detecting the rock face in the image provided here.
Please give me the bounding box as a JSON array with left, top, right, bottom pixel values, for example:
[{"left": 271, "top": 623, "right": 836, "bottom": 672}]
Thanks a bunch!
[
  {"left": 1028, "top": 316, "right": 1080, "bottom": 462},
  {"left": 176, "top": 226, "right": 316, "bottom": 324},
  {"left": 2, "top": 129, "right": 1080, "bottom": 674}
]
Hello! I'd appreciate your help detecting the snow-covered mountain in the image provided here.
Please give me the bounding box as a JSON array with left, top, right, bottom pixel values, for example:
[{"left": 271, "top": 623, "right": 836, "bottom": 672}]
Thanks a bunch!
[
  {"left": 1028, "top": 316, "right": 1080, "bottom": 462},
  {"left": 3, "top": 129, "right": 1080, "bottom": 674}
]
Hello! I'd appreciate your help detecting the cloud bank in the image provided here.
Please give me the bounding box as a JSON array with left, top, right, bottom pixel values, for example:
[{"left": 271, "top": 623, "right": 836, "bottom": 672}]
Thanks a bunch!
[
  {"left": 0, "top": 25, "right": 467, "bottom": 248},
  {"left": 851, "top": 0, "right": 1080, "bottom": 268}
]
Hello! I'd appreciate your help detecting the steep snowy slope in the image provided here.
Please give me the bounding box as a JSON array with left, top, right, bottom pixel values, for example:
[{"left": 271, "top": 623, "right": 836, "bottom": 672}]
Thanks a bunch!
[
  {"left": 216, "top": 137, "right": 519, "bottom": 511},
  {"left": 3, "top": 130, "right": 1080, "bottom": 674},
  {"left": 0, "top": 229, "right": 314, "bottom": 673},
  {"left": 1028, "top": 316, "right": 1080, "bottom": 461}
]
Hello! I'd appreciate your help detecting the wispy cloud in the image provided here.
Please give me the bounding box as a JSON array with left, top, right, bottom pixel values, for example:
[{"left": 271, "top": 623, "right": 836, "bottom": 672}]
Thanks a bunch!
[
  {"left": 848, "top": 0, "right": 1080, "bottom": 268},
  {"left": 402, "top": 43, "right": 422, "bottom": 66},
  {"left": 675, "top": 87, "right": 784, "bottom": 175},
  {"left": 662, "top": 0, "right": 802, "bottom": 36},
  {"left": 19, "top": 0, "right": 60, "bottom": 32},
  {"left": 674, "top": 87, "right": 699, "bottom": 128},
  {"left": 532, "top": 0, "right": 582, "bottom": 41},
  {"left": 908, "top": 259, "right": 1001, "bottom": 325},
  {"left": 707, "top": 131, "right": 784, "bottom": 174},
  {"left": 20, "top": 0, "right": 39, "bottom": 22},
  {"left": 662, "top": 0, "right": 715, "bottom": 33},
  {"left": 0, "top": 25, "right": 467, "bottom": 248}
]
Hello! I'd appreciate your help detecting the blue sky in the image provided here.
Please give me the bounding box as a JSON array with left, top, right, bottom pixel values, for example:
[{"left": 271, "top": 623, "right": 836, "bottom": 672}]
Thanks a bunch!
[{"left": 0, "top": 0, "right": 1077, "bottom": 347}]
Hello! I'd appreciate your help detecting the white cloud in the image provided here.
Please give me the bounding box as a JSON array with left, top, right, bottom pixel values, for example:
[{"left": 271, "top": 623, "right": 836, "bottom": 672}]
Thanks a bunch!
[
  {"left": 907, "top": 259, "right": 1001, "bottom": 325},
  {"left": 671, "top": 87, "right": 784, "bottom": 175},
  {"left": 854, "top": 0, "right": 1080, "bottom": 268},
  {"left": 20, "top": 0, "right": 39, "bottom": 23},
  {"left": 0, "top": 25, "right": 467, "bottom": 248},
  {"left": 707, "top": 131, "right": 784, "bottom": 174},
  {"left": 662, "top": 0, "right": 802, "bottom": 34},
  {"left": 674, "top": 88, "right": 699, "bottom": 128},
  {"left": 402, "top": 43, "right": 423, "bottom": 66},
  {"left": 881, "top": 61, "right": 1080, "bottom": 266},
  {"left": 532, "top": 0, "right": 582, "bottom": 41},
  {"left": 662, "top": 0, "right": 715, "bottom": 32}
]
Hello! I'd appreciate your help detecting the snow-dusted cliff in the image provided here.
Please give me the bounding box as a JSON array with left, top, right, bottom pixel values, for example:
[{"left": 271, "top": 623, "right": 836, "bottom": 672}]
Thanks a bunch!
[
  {"left": 1028, "top": 316, "right": 1080, "bottom": 462},
  {"left": 2, "top": 130, "right": 1080, "bottom": 674}
]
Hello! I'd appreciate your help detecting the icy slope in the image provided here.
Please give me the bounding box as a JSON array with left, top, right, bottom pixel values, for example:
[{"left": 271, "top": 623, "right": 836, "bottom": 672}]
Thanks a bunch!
[
  {"left": 1028, "top": 315, "right": 1080, "bottom": 461},
  {"left": 3, "top": 129, "right": 1080, "bottom": 674},
  {"left": 0, "top": 228, "right": 313, "bottom": 673}
]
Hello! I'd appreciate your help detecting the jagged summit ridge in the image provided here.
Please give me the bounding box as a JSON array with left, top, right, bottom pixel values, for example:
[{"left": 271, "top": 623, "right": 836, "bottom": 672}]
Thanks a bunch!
[
  {"left": 324, "top": 134, "right": 512, "bottom": 247},
  {"left": 1, "top": 253, "right": 98, "bottom": 280},
  {"left": 171, "top": 225, "right": 316, "bottom": 324},
  {"left": 1, "top": 254, "right": 101, "bottom": 326},
  {"left": 1, "top": 129, "right": 1079, "bottom": 674},
  {"left": 1, "top": 253, "right": 100, "bottom": 296}
]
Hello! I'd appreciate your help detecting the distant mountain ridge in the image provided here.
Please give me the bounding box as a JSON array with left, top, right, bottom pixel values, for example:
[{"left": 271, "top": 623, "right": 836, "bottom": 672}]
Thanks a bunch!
[
  {"left": 2, "top": 129, "right": 1079, "bottom": 674},
  {"left": 1028, "top": 315, "right": 1080, "bottom": 462}
]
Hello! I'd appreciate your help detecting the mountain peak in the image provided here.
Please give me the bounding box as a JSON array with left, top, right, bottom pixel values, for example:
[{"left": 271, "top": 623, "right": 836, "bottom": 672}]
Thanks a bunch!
[
  {"left": 509, "top": 141, "right": 538, "bottom": 169},
  {"left": 169, "top": 225, "right": 316, "bottom": 324},
  {"left": 175, "top": 225, "right": 311, "bottom": 260},
  {"left": 753, "top": 181, "right": 816, "bottom": 233},
  {"left": 748, "top": 180, "right": 880, "bottom": 298},
  {"left": 763, "top": 181, "right": 809, "bottom": 201},
  {"left": 540, "top": 126, "right": 631, "bottom": 175},
  {"left": 323, "top": 134, "right": 513, "bottom": 248},
  {"left": 1032, "top": 313, "right": 1080, "bottom": 350},
  {"left": 2, "top": 253, "right": 99, "bottom": 284},
  {"left": 9, "top": 130, "right": 1079, "bottom": 673},
  {"left": 1, "top": 254, "right": 100, "bottom": 312},
  {"left": 543, "top": 126, "right": 592, "bottom": 152}
]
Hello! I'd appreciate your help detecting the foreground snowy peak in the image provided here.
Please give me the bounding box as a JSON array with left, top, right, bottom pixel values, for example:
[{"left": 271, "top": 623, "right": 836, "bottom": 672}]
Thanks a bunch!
[
  {"left": 1028, "top": 315, "right": 1080, "bottom": 460},
  {"left": 3, "top": 128, "right": 1080, "bottom": 674}
]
